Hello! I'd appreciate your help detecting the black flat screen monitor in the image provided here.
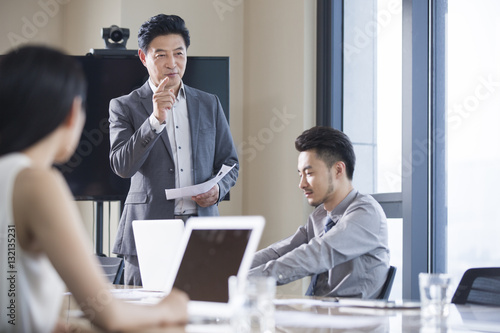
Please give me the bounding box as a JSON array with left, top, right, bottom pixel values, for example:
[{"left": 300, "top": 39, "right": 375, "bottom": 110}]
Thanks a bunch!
[{"left": 56, "top": 55, "right": 230, "bottom": 200}]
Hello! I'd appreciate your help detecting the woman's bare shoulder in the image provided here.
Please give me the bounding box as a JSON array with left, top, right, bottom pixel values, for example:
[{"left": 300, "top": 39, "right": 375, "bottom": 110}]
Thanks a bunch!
[
  {"left": 17, "top": 166, "right": 68, "bottom": 192},
  {"left": 14, "top": 166, "right": 73, "bottom": 221}
]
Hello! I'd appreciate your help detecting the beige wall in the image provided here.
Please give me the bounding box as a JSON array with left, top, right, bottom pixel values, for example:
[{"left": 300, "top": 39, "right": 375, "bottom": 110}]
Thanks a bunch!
[
  {"left": 0, "top": 0, "right": 316, "bottom": 291},
  {"left": 243, "top": 0, "right": 316, "bottom": 248},
  {"left": 0, "top": 0, "right": 64, "bottom": 50}
]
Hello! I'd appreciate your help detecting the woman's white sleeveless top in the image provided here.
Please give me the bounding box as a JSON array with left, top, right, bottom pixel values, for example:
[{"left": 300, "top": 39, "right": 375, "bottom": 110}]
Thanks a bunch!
[{"left": 0, "top": 153, "right": 64, "bottom": 332}]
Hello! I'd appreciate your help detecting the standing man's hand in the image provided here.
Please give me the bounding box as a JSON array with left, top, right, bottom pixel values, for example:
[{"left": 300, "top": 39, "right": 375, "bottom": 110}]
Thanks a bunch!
[
  {"left": 153, "top": 77, "right": 176, "bottom": 123},
  {"left": 192, "top": 185, "right": 219, "bottom": 207}
]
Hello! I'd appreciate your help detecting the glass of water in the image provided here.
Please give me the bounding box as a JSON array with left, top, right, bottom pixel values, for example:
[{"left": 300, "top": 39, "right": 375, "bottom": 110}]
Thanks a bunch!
[
  {"left": 229, "top": 275, "right": 276, "bottom": 333},
  {"left": 419, "top": 273, "right": 453, "bottom": 320}
]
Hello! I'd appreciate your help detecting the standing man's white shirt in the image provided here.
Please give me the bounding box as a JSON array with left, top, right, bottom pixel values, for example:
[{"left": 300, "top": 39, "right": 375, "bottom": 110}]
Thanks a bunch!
[{"left": 148, "top": 79, "right": 196, "bottom": 215}]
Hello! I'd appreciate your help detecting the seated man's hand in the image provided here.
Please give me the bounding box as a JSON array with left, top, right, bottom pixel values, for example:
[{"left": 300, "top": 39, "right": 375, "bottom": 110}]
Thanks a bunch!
[{"left": 192, "top": 184, "right": 219, "bottom": 207}]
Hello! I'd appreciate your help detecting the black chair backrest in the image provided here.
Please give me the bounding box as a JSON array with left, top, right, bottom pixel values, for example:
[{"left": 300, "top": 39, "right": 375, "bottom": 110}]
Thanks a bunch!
[
  {"left": 96, "top": 255, "right": 124, "bottom": 285},
  {"left": 377, "top": 265, "right": 397, "bottom": 300},
  {"left": 452, "top": 267, "right": 500, "bottom": 306}
]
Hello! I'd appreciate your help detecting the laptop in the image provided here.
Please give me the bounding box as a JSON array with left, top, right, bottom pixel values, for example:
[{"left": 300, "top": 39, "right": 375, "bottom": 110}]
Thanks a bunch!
[
  {"left": 132, "top": 219, "right": 185, "bottom": 291},
  {"left": 163, "top": 216, "right": 265, "bottom": 319}
]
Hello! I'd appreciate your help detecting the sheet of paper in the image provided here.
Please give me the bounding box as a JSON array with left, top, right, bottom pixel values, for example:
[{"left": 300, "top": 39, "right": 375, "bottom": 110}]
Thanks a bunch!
[
  {"left": 336, "top": 298, "right": 421, "bottom": 309},
  {"left": 165, "top": 164, "right": 236, "bottom": 200},
  {"left": 273, "top": 298, "right": 340, "bottom": 307},
  {"left": 109, "top": 288, "right": 166, "bottom": 301},
  {"left": 274, "top": 310, "right": 387, "bottom": 328}
]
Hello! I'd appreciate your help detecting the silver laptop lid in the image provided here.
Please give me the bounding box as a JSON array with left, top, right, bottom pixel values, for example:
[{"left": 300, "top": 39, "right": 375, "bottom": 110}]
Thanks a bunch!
[{"left": 132, "top": 219, "right": 184, "bottom": 291}]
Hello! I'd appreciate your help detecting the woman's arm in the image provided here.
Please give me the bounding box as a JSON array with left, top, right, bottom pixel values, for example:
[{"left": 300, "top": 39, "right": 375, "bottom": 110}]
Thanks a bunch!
[{"left": 13, "top": 167, "right": 188, "bottom": 331}]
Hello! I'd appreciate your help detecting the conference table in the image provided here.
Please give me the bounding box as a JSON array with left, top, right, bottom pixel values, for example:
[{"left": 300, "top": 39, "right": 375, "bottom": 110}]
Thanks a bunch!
[{"left": 60, "top": 286, "right": 500, "bottom": 333}]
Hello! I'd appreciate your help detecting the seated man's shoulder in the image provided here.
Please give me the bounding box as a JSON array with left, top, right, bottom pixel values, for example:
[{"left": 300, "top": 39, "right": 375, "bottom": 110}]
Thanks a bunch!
[
  {"left": 350, "top": 192, "right": 386, "bottom": 216},
  {"left": 357, "top": 192, "right": 379, "bottom": 204}
]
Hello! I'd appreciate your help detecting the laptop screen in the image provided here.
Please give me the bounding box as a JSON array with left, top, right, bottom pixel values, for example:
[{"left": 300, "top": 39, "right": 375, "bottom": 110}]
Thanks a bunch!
[{"left": 172, "top": 229, "right": 252, "bottom": 303}]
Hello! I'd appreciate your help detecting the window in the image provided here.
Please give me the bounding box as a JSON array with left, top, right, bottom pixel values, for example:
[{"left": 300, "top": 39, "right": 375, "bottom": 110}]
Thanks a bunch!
[
  {"left": 343, "top": 0, "right": 402, "bottom": 195},
  {"left": 446, "top": 0, "right": 500, "bottom": 283},
  {"left": 341, "top": 0, "right": 403, "bottom": 300},
  {"left": 318, "top": 0, "right": 430, "bottom": 299},
  {"left": 322, "top": 0, "right": 500, "bottom": 299}
]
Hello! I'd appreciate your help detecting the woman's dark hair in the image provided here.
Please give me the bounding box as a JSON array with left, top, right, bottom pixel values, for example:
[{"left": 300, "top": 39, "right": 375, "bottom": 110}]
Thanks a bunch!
[
  {"left": 138, "top": 14, "right": 191, "bottom": 52},
  {"left": 0, "top": 45, "right": 86, "bottom": 156},
  {"left": 295, "top": 126, "right": 356, "bottom": 180}
]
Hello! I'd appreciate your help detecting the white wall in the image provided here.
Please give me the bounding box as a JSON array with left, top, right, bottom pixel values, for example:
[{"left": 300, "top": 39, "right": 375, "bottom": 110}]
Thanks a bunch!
[{"left": 0, "top": 0, "right": 316, "bottom": 294}]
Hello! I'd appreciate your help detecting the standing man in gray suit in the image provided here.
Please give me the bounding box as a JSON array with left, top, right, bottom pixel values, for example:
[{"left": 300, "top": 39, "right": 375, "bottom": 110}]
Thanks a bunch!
[{"left": 109, "top": 14, "right": 239, "bottom": 285}]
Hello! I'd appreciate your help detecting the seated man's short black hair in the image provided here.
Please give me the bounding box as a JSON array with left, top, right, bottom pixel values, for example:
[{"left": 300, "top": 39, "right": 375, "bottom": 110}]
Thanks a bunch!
[{"left": 295, "top": 126, "right": 356, "bottom": 180}]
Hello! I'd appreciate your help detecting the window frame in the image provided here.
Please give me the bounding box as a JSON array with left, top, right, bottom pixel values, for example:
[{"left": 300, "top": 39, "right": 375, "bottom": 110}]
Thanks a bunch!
[{"left": 317, "top": 0, "right": 446, "bottom": 300}]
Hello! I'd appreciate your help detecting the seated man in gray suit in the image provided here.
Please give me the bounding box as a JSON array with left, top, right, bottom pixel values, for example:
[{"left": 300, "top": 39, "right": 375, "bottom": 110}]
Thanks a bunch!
[
  {"left": 249, "top": 126, "right": 389, "bottom": 298},
  {"left": 109, "top": 14, "right": 239, "bottom": 285}
]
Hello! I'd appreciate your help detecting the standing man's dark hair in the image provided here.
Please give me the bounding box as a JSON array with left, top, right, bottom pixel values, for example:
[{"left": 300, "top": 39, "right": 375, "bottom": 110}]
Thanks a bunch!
[
  {"left": 295, "top": 126, "right": 356, "bottom": 180},
  {"left": 138, "top": 14, "right": 191, "bottom": 52}
]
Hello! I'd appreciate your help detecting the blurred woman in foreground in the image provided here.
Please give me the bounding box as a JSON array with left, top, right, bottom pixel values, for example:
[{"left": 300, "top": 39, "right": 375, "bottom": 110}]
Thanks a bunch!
[{"left": 0, "top": 45, "right": 188, "bottom": 333}]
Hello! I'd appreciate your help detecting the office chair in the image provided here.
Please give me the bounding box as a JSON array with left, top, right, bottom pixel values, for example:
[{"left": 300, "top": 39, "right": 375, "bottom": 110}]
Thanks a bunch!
[
  {"left": 376, "top": 266, "right": 397, "bottom": 300},
  {"left": 451, "top": 267, "right": 500, "bottom": 306},
  {"left": 96, "top": 255, "right": 124, "bottom": 285}
]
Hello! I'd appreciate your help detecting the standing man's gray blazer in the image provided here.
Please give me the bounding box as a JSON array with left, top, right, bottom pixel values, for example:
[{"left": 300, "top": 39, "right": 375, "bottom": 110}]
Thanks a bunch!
[{"left": 109, "top": 81, "right": 239, "bottom": 257}]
